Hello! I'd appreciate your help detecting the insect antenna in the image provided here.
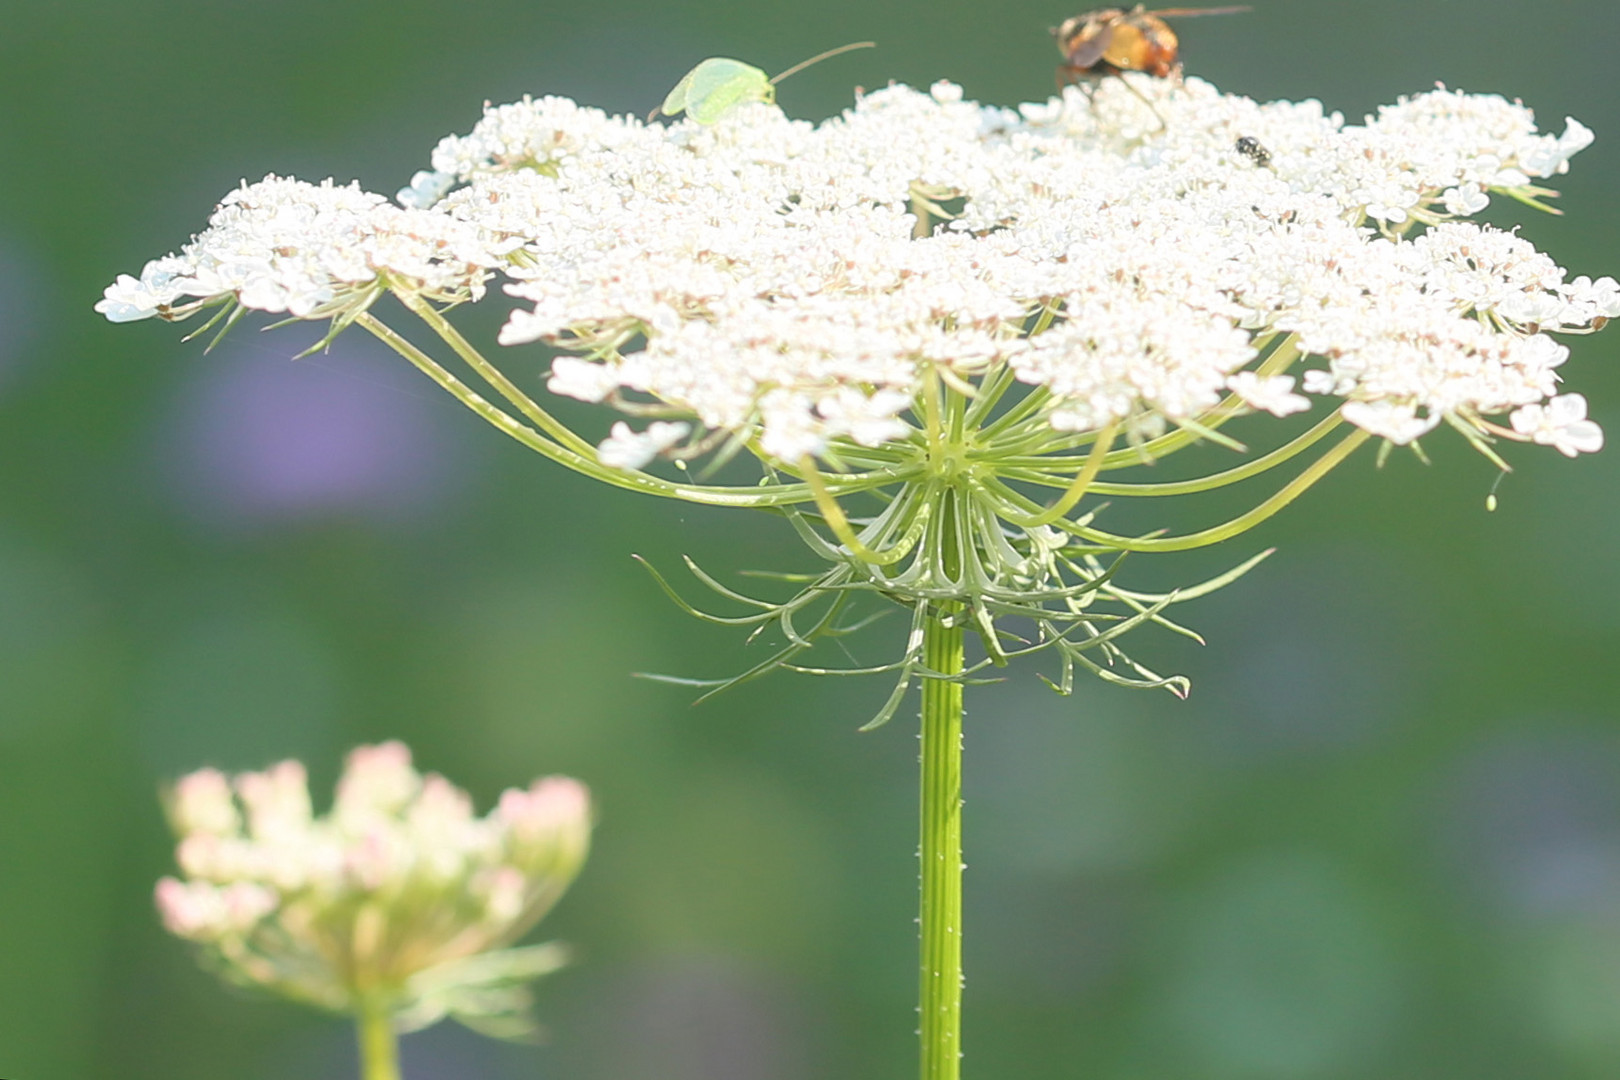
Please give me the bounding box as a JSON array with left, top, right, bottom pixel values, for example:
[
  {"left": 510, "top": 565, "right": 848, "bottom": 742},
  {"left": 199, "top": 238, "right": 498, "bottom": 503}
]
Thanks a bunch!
[
  {"left": 1145, "top": 6, "right": 1252, "bottom": 17},
  {"left": 770, "top": 40, "right": 876, "bottom": 85}
]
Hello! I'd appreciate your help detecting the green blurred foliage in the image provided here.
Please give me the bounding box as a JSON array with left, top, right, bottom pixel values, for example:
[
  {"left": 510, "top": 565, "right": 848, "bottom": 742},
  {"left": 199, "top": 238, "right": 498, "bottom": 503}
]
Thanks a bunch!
[{"left": 2, "top": 0, "right": 1619, "bottom": 1077}]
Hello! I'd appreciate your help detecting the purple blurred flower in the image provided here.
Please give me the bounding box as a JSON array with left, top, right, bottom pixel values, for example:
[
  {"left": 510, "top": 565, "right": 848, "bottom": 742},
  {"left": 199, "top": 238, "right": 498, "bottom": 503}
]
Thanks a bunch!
[
  {"left": 0, "top": 240, "right": 41, "bottom": 396},
  {"left": 158, "top": 332, "right": 470, "bottom": 527}
]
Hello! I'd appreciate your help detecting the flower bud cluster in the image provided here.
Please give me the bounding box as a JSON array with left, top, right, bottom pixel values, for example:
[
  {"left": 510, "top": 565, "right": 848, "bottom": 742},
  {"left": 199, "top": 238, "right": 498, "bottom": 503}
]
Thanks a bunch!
[{"left": 154, "top": 742, "right": 591, "bottom": 1038}]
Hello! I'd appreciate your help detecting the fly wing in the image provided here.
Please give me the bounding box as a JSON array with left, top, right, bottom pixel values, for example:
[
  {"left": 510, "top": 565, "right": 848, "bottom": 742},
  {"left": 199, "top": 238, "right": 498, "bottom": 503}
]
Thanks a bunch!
[{"left": 1062, "top": 22, "right": 1117, "bottom": 70}]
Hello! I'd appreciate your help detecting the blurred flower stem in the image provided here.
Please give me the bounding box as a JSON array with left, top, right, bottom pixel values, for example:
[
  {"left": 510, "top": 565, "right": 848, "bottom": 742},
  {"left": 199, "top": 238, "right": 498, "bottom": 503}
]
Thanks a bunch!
[
  {"left": 357, "top": 997, "right": 401, "bottom": 1080},
  {"left": 920, "top": 611, "right": 965, "bottom": 1079}
]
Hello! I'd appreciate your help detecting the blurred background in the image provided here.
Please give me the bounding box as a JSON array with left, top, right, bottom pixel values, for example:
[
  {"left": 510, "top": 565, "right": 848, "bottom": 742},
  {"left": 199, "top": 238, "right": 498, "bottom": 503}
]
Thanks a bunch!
[{"left": 3, "top": 0, "right": 1619, "bottom": 1077}]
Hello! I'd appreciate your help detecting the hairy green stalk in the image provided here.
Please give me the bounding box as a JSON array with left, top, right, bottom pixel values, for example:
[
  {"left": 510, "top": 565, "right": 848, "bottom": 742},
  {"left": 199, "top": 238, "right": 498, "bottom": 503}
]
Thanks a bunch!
[{"left": 919, "top": 611, "right": 965, "bottom": 1080}]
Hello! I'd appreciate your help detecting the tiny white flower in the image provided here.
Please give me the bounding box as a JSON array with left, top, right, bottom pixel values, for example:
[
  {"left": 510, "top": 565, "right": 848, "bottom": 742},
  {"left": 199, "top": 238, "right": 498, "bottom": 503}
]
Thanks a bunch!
[
  {"left": 1519, "top": 333, "right": 1570, "bottom": 371},
  {"left": 1518, "top": 118, "right": 1596, "bottom": 178},
  {"left": 1515, "top": 139, "right": 1566, "bottom": 179},
  {"left": 1559, "top": 117, "right": 1596, "bottom": 156},
  {"left": 1441, "top": 183, "right": 1489, "bottom": 216},
  {"left": 545, "top": 357, "right": 621, "bottom": 403},
  {"left": 1495, "top": 290, "right": 1569, "bottom": 327},
  {"left": 1563, "top": 275, "right": 1620, "bottom": 321},
  {"left": 1341, "top": 400, "right": 1441, "bottom": 444},
  {"left": 816, "top": 387, "right": 913, "bottom": 447},
  {"left": 596, "top": 420, "right": 690, "bottom": 470},
  {"left": 1511, "top": 393, "right": 1604, "bottom": 456},
  {"left": 397, "top": 169, "right": 456, "bottom": 208},
  {"left": 1301, "top": 369, "right": 1346, "bottom": 396},
  {"left": 95, "top": 274, "right": 165, "bottom": 323},
  {"left": 1227, "top": 372, "right": 1311, "bottom": 416},
  {"left": 218, "top": 882, "right": 278, "bottom": 930}
]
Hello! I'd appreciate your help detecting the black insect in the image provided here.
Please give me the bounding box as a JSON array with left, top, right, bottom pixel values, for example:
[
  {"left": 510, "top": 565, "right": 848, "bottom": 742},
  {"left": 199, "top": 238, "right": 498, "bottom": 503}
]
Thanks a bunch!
[{"left": 1234, "top": 134, "right": 1271, "bottom": 166}]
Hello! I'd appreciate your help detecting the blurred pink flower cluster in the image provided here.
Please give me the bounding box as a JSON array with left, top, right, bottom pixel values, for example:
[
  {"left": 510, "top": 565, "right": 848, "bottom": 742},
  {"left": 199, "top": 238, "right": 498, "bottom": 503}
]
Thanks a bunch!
[{"left": 156, "top": 742, "right": 591, "bottom": 1038}]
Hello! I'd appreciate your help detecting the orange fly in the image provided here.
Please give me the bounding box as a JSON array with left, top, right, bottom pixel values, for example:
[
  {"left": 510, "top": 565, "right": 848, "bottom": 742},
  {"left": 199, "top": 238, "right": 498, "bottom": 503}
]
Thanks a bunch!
[{"left": 1052, "top": 5, "right": 1250, "bottom": 85}]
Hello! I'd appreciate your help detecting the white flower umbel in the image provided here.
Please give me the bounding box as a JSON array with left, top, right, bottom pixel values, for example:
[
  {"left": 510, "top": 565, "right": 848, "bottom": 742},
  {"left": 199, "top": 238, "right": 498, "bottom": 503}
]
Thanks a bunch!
[
  {"left": 103, "top": 73, "right": 1611, "bottom": 699},
  {"left": 156, "top": 743, "right": 591, "bottom": 1079},
  {"left": 107, "top": 67, "right": 1613, "bottom": 1080}
]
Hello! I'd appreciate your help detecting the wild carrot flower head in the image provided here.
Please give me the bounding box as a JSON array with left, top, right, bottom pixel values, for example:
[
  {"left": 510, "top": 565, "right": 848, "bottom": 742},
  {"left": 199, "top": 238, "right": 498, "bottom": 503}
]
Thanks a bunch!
[
  {"left": 102, "top": 73, "right": 1614, "bottom": 710},
  {"left": 155, "top": 743, "right": 591, "bottom": 1039}
]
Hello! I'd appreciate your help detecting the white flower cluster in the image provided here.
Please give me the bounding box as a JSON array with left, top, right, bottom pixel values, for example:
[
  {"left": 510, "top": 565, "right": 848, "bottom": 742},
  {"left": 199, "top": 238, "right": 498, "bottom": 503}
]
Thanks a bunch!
[
  {"left": 155, "top": 742, "right": 591, "bottom": 1035},
  {"left": 419, "top": 75, "right": 1616, "bottom": 461},
  {"left": 97, "top": 176, "right": 506, "bottom": 325},
  {"left": 104, "top": 75, "right": 1613, "bottom": 466}
]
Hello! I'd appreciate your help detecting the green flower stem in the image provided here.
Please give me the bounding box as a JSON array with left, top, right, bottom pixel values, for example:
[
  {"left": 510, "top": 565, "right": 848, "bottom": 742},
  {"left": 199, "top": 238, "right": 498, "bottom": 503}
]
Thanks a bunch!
[
  {"left": 1023, "top": 422, "right": 1118, "bottom": 526},
  {"left": 911, "top": 191, "right": 934, "bottom": 241},
  {"left": 1004, "top": 411, "right": 1348, "bottom": 495},
  {"left": 799, "top": 455, "right": 928, "bottom": 565},
  {"left": 355, "top": 311, "right": 892, "bottom": 508},
  {"left": 919, "top": 609, "right": 965, "bottom": 1080},
  {"left": 984, "top": 422, "right": 1371, "bottom": 549},
  {"left": 356, "top": 1002, "right": 400, "bottom": 1080},
  {"left": 976, "top": 384, "right": 1052, "bottom": 442},
  {"left": 960, "top": 364, "right": 1019, "bottom": 430},
  {"left": 393, "top": 288, "right": 601, "bottom": 459},
  {"left": 1070, "top": 424, "right": 1372, "bottom": 551}
]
